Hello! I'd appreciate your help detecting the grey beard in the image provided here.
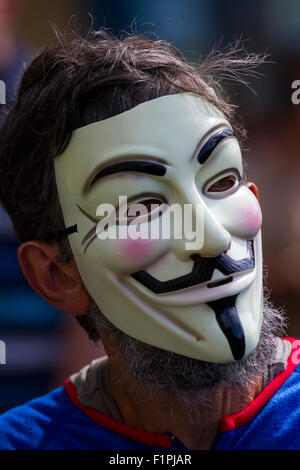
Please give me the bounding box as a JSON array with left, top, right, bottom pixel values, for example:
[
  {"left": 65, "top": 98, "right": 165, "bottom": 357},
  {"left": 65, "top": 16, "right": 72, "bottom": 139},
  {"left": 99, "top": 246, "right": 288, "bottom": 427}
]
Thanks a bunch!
[{"left": 85, "top": 293, "right": 286, "bottom": 413}]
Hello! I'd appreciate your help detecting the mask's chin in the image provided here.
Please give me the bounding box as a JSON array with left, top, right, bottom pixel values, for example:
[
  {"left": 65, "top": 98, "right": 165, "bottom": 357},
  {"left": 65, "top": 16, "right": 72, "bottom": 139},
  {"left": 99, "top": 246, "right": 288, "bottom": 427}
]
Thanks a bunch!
[{"left": 120, "top": 234, "right": 263, "bottom": 363}]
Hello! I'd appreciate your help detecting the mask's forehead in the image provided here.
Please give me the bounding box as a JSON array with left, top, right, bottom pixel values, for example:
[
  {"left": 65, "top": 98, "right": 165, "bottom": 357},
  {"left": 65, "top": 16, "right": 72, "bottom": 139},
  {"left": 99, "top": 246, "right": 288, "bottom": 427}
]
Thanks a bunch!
[{"left": 55, "top": 93, "right": 230, "bottom": 194}]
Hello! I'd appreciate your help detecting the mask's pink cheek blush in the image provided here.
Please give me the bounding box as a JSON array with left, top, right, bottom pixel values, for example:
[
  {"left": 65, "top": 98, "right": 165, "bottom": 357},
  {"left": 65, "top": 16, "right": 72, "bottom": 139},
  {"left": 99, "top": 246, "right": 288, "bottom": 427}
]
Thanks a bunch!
[
  {"left": 243, "top": 208, "right": 262, "bottom": 236},
  {"left": 121, "top": 238, "right": 153, "bottom": 261}
]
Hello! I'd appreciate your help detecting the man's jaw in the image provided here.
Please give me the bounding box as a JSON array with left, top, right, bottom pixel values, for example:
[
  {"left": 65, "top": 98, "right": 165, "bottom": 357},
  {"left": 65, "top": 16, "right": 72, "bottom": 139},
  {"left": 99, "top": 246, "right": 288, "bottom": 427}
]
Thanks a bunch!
[{"left": 87, "top": 293, "right": 284, "bottom": 406}]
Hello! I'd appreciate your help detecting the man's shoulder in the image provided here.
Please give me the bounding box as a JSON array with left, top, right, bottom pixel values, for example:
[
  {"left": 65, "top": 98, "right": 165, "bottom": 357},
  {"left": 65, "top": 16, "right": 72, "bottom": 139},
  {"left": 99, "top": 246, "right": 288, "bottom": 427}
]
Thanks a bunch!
[
  {"left": 0, "top": 382, "right": 153, "bottom": 450},
  {"left": 0, "top": 386, "right": 78, "bottom": 449},
  {"left": 244, "top": 358, "right": 300, "bottom": 448},
  {"left": 218, "top": 338, "right": 300, "bottom": 449}
]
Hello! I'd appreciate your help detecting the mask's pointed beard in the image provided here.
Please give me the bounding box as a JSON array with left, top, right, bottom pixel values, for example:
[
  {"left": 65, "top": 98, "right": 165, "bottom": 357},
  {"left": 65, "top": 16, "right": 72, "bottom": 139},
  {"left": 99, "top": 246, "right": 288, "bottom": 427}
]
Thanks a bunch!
[{"left": 207, "top": 295, "right": 245, "bottom": 361}]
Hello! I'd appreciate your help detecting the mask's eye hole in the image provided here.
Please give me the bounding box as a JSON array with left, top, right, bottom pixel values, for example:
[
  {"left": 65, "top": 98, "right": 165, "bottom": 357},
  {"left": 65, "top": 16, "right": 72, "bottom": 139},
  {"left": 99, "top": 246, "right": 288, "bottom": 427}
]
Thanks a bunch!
[
  {"left": 117, "top": 197, "right": 166, "bottom": 225},
  {"left": 203, "top": 169, "right": 243, "bottom": 199},
  {"left": 130, "top": 198, "right": 163, "bottom": 216},
  {"left": 207, "top": 175, "right": 237, "bottom": 193}
]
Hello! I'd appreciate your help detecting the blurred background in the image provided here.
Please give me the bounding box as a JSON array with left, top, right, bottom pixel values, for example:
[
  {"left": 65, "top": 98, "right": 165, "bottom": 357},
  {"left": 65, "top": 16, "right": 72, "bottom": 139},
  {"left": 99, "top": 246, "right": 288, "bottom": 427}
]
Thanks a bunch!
[{"left": 0, "top": 0, "right": 300, "bottom": 412}]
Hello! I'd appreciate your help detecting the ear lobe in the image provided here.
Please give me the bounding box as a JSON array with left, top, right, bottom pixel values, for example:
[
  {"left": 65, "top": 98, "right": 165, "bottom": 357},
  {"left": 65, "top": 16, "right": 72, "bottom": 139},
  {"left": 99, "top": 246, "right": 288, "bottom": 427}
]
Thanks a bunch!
[
  {"left": 245, "top": 182, "right": 259, "bottom": 200},
  {"left": 18, "top": 241, "right": 90, "bottom": 316}
]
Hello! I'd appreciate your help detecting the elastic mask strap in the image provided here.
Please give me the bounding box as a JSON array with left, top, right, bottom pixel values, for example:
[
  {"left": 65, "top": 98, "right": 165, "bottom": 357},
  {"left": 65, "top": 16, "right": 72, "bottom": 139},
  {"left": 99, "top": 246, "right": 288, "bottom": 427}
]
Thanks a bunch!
[{"left": 51, "top": 224, "right": 78, "bottom": 242}]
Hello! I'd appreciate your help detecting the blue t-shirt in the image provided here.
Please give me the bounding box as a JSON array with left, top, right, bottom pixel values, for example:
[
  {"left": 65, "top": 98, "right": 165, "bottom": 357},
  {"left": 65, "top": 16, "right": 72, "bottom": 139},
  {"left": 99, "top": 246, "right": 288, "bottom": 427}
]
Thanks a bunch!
[{"left": 1, "top": 338, "right": 300, "bottom": 450}]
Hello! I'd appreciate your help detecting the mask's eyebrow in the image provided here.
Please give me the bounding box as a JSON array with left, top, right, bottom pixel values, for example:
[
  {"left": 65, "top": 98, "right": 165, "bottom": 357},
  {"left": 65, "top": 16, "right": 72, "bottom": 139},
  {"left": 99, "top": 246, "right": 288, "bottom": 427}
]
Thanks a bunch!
[
  {"left": 88, "top": 160, "right": 167, "bottom": 188},
  {"left": 197, "top": 129, "right": 235, "bottom": 165}
]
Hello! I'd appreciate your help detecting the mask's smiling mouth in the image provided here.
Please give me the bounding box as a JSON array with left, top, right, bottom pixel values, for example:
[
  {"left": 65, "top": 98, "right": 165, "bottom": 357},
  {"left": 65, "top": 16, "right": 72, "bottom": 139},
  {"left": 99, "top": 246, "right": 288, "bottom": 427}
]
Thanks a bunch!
[
  {"left": 207, "top": 276, "right": 233, "bottom": 288},
  {"left": 130, "top": 240, "right": 254, "bottom": 294}
]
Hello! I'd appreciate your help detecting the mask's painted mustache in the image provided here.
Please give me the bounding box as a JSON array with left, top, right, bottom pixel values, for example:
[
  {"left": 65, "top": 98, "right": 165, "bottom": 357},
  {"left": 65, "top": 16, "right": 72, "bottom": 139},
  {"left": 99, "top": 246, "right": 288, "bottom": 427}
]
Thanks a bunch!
[{"left": 131, "top": 240, "right": 254, "bottom": 294}]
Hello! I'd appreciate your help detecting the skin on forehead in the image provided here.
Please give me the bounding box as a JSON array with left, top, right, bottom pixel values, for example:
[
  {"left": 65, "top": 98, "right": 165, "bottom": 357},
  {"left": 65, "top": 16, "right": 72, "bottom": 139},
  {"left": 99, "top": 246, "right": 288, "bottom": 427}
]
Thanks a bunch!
[{"left": 55, "top": 93, "right": 232, "bottom": 195}]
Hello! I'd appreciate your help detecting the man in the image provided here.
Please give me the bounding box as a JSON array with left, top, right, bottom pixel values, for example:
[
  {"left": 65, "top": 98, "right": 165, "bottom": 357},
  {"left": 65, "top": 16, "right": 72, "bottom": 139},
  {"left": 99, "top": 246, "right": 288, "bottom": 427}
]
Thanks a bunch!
[{"left": 0, "top": 29, "right": 299, "bottom": 450}]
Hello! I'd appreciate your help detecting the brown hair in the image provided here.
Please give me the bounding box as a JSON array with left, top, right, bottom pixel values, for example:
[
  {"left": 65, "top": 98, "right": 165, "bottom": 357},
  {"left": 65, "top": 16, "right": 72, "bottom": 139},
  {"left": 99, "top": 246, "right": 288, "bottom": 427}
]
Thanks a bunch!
[{"left": 0, "top": 28, "right": 265, "bottom": 340}]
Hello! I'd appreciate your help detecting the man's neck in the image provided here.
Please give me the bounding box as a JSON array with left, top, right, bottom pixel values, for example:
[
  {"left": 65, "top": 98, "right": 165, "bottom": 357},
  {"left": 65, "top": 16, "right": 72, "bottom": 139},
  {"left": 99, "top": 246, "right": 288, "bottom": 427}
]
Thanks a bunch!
[{"left": 108, "top": 356, "right": 263, "bottom": 450}]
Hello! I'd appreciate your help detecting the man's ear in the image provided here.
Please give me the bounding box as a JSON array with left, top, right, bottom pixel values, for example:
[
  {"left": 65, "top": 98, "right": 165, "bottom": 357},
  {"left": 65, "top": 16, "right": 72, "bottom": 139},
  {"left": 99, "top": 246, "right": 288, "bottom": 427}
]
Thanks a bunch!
[
  {"left": 17, "top": 241, "right": 90, "bottom": 316},
  {"left": 245, "top": 182, "right": 259, "bottom": 200}
]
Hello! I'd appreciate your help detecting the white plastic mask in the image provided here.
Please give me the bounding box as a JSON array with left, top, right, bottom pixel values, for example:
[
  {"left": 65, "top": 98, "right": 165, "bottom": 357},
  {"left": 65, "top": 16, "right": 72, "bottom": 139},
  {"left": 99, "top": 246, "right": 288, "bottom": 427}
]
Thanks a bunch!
[{"left": 54, "top": 93, "right": 263, "bottom": 363}]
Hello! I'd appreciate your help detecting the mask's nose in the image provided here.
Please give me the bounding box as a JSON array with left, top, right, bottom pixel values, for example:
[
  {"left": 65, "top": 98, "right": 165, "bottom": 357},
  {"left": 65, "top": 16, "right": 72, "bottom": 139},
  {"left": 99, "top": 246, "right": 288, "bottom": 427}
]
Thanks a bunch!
[
  {"left": 173, "top": 195, "right": 231, "bottom": 261},
  {"left": 198, "top": 205, "right": 231, "bottom": 257}
]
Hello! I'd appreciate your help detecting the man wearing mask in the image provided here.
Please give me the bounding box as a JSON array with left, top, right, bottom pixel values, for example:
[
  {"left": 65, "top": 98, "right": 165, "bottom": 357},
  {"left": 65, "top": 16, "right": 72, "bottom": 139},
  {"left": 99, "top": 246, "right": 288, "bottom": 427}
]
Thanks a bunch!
[{"left": 0, "top": 30, "right": 298, "bottom": 450}]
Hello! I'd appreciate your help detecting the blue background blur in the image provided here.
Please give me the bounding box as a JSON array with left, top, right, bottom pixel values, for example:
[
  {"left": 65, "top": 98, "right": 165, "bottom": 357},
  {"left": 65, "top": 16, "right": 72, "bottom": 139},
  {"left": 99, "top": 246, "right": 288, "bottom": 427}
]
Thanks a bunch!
[{"left": 1, "top": 0, "right": 300, "bottom": 412}]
